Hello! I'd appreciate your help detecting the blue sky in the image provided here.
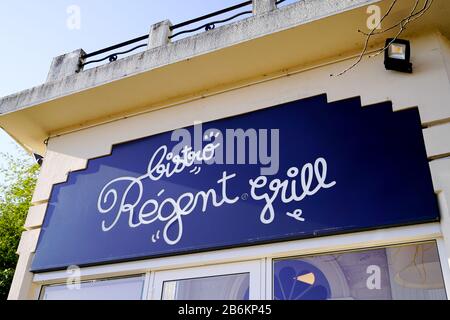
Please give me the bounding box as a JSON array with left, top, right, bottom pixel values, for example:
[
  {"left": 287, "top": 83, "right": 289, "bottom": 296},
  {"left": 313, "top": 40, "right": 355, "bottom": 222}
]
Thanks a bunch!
[{"left": 0, "top": 0, "right": 296, "bottom": 179}]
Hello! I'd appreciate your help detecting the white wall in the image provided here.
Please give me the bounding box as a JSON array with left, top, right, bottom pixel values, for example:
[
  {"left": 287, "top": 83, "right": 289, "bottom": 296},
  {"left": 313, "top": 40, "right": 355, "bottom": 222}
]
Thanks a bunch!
[{"left": 9, "top": 29, "right": 450, "bottom": 299}]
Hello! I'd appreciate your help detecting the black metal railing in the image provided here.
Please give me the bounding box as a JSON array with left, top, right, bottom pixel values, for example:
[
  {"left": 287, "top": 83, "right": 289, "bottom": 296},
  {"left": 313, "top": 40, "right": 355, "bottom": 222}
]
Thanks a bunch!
[
  {"left": 81, "top": 35, "right": 149, "bottom": 67},
  {"left": 168, "top": 0, "right": 253, "bottom": 39},
  {"left": 81, "top": 0, "right": 287, "bottom": 68}
]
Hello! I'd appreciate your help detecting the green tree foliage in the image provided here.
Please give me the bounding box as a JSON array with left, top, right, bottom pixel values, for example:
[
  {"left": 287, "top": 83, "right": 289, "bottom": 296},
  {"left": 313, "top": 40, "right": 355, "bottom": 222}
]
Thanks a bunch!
[{"left": 0, "top": 152, "right": 39, "bottom": 299}]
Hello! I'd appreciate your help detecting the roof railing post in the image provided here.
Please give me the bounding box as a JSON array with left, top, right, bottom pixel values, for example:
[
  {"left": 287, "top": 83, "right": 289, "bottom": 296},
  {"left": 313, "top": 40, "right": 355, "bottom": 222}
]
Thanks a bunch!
[
  {"left": 252, "top": 0, "right": 276, "bottom": 15},
  {"left": 46, "top": 49, "right": 86, "bottom": 83},
  {"left": 148, "top": 20, "right": 173, "bottom": 49}
]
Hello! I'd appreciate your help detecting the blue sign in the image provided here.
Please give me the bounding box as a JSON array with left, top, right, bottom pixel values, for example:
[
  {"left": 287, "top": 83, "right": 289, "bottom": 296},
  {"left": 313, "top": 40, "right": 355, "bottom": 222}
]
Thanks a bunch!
[{"left": 31, "top": 94, "right": 439, "bottom": 272}]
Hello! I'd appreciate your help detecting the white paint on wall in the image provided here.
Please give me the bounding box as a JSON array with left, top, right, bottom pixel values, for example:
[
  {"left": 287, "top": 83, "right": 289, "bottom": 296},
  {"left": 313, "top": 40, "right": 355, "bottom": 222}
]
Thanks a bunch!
[
  {"left": 47, "top": 31, "right": 450, "bottom": 163},
  {"left": 10, "top": 30, "right": 450, "bottom": 300}
]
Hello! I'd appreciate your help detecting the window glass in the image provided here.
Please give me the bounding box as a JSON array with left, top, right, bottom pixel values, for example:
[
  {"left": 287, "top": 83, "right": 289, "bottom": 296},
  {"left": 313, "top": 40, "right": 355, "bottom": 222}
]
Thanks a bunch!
[
  {"left": 273, "top": 241, "right": 447, "bottom": 300},
  {"left": 162, "top": 273, "right": 250, "bottom": 300},
  {"left": 40, "top": 275, "right": 145, "bottom": 300}
]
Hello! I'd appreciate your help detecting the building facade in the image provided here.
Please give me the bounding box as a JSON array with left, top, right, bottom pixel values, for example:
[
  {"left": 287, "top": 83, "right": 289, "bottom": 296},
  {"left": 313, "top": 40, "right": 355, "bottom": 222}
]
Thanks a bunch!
[{"left": 1, "top": 0, "right": 450, "bottom": 300}]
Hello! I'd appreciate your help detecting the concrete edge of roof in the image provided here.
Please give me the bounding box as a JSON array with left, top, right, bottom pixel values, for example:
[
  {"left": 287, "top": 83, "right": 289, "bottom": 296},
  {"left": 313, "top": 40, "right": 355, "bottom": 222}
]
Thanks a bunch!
[{"left": 0, "top": 0, "right": 378, "bottom": 115}]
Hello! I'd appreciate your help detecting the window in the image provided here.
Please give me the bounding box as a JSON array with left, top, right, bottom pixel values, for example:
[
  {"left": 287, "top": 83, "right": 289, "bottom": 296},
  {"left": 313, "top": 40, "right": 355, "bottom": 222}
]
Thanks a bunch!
[
  {"left": 34, "top": 226, "right": 447, "bottom": 300},
  {"left": 152, "top": 260, "right": 261, "bottom": 300},
  {"left": 162, "top": 273, "right": 250, "bottom": 300},
  {"left": 40, "top": 275, "right": 145, "bottom": 300},
  {"left": 273, "top": 241, "right": 447, "bottom": 300}
]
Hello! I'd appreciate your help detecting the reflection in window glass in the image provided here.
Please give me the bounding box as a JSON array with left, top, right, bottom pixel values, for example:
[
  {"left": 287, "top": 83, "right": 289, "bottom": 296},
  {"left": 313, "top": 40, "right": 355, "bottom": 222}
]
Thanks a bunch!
[
  {"left": 40, "top": 275, "right": 145, "bottom": 300},
  {"left": 273, "top": 242, "right": 447, "bottom": 300},
  {"left": 162, "top": 273, "right": 250, "bottom": 300}
]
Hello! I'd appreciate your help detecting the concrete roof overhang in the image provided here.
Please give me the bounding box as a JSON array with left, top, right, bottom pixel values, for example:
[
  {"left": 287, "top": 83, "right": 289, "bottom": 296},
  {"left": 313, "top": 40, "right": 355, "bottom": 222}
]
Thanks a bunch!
[{"left": 1, "top": 0, "right": 449, "bottom": 154}]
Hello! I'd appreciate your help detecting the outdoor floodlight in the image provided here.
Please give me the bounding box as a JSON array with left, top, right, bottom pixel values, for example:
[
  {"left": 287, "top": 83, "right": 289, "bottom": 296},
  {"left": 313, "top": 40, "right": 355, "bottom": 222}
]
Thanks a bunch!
[{"left": 384, "top": 38, "right": 412, "bottom": 73}]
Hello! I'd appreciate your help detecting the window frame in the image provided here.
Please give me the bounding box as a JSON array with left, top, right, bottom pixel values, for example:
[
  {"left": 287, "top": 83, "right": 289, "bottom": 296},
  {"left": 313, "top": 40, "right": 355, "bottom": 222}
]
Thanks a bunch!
[
  {"left": 31, "top": 222, "right": 450, "bottom": 300},
  {"left": 270, "top": 239, "right": 448, "bottom": 300},
  {"left": 38, "top": 273, "right": 147, "bottom": 300},
  {"left": 151, "top": 260, "right": 262, "bottom": 300}
]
